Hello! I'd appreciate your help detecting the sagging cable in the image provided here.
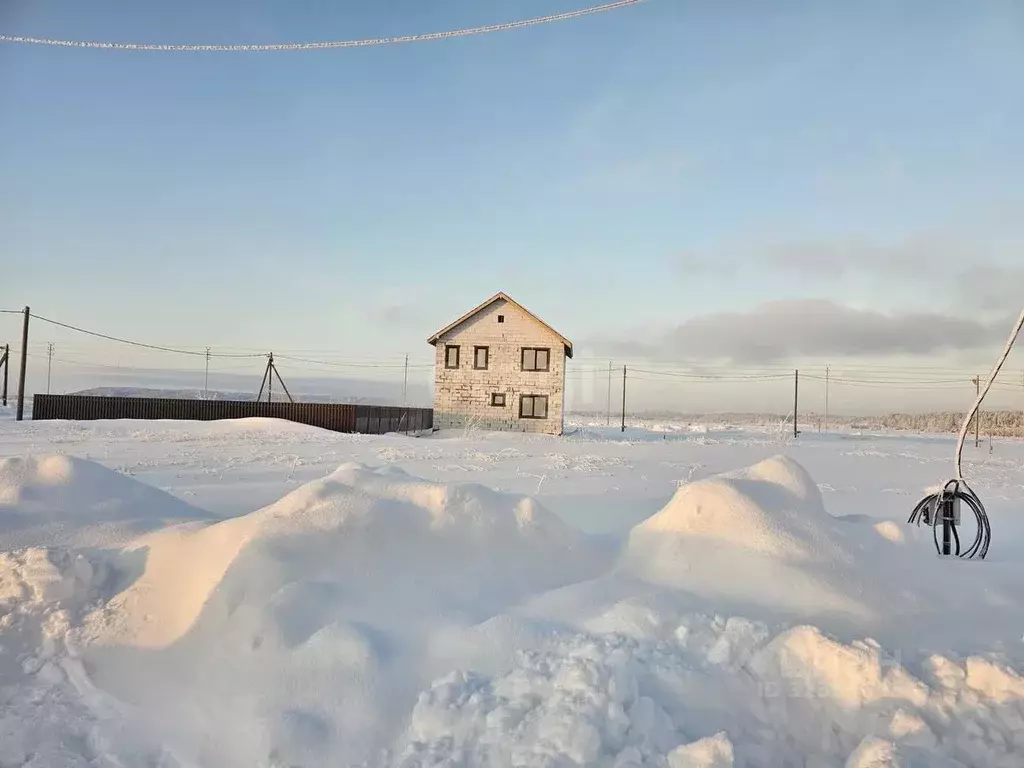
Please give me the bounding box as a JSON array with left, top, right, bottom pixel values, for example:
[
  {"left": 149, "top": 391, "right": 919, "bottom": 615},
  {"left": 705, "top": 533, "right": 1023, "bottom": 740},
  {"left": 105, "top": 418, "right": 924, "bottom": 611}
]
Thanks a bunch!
[{"left": 907, "top": 308, "right": 1024, "bottom": 560}]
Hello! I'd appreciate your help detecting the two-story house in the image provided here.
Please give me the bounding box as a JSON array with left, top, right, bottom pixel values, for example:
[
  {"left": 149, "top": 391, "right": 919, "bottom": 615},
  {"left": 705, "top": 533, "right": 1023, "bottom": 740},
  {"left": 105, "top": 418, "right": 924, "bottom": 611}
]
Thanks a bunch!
[{"left": 427, "top": 292, "right": 573, "bottom": 435}]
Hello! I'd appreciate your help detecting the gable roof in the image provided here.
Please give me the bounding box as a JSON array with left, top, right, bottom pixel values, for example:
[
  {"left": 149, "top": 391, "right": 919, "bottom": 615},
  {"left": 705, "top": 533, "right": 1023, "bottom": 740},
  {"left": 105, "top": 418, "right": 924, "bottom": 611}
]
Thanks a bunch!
[{"left": 427, "top": 292, "right": 573, "bottom": 359}]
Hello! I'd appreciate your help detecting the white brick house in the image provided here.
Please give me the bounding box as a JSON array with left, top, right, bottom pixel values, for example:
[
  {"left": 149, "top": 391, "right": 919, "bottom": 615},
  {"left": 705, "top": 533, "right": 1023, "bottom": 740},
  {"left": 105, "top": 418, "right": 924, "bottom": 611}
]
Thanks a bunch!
[{"left": 428, "top": 293, "right": 573, "bottom": 435}]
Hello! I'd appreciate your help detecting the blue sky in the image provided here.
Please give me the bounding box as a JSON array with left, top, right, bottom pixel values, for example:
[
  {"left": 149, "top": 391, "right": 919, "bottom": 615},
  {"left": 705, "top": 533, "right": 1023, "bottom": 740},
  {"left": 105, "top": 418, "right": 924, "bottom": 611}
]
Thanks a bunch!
[{"left": 2, "top": 0, "right": 1023, "bottom": 400}]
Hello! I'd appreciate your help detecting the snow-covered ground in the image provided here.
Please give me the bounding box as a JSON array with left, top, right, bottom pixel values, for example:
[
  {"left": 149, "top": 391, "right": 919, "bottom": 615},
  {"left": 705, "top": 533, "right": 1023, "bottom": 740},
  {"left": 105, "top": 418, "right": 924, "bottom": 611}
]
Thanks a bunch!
[{"left": 2, "top": 412, "right": 1024, "bottom": 767}]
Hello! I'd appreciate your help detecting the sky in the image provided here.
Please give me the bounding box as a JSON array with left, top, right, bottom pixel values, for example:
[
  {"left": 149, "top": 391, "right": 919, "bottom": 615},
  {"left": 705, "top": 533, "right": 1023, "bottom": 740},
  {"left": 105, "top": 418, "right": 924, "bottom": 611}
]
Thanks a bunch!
[{"left": 2, "top": 0, "right": 1023, "bottom": 413}]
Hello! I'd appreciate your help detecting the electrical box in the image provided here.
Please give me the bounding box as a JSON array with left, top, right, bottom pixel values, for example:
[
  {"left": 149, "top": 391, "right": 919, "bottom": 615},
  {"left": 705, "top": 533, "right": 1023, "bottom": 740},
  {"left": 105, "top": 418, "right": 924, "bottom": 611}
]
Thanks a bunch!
[{"left": 923, "top": 496, "right": 961, "bottom": 526}]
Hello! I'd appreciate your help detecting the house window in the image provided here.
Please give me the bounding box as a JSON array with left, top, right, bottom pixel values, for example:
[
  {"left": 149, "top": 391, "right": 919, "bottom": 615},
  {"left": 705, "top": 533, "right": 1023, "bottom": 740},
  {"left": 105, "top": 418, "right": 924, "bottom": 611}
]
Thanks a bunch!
[
  {"left": 445, "top": 345, "right": 460, "bottom": 369},
  {"left": 521, "top": 347, "right": 550, "bottom": 372},
  {"left": 497, "top": 314, "right": 505, "bottom": 323},
  {"left": 490, "top": 392, "right": 506, "bottom": 407},
  {"left": 519, "top": 394, "right": 548, "bottom": 419},
  {"left": 474, "top": 346, "right": 489, "bottom": 370}
]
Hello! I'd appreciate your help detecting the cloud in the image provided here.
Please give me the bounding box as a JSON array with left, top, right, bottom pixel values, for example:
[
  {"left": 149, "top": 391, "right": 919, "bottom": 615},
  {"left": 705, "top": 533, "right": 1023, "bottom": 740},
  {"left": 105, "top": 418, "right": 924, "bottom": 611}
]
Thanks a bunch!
[
  {"left": 594, "top": 299, "right": 1008, "bottom": 364},
  {"left": 675, "top": 222, "right": 1024, "bottom": 311},
  {"left": 957, "top": 265, "right": 1024, "bottom": 312}
]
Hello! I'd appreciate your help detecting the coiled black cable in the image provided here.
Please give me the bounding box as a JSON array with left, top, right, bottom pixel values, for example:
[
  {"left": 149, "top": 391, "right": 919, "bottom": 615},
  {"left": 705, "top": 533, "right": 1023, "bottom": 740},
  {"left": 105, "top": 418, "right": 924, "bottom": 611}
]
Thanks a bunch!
[
  {"left": 906, "top": 309, "right": 1024, "bottom": 561},
  {"left": 908, "top": 479, "right": 991, "bottom": 559}
]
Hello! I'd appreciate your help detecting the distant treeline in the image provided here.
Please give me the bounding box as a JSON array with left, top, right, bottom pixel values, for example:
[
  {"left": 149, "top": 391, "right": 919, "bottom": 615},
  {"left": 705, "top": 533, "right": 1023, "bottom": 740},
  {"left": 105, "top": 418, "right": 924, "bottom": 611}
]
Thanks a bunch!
[
  {"left": 570, "top": 409, "right": 1024, "bottom": 437},
  {"left": 844, "top": 411, "right": 1024, "bottom": 437}
]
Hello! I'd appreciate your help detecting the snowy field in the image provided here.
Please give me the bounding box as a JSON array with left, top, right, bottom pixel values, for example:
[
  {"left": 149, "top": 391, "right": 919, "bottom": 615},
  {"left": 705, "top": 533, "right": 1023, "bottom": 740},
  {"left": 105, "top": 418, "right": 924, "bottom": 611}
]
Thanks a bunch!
[{"left": 2, "top": 413, "right": 1024, "bottom": 767}]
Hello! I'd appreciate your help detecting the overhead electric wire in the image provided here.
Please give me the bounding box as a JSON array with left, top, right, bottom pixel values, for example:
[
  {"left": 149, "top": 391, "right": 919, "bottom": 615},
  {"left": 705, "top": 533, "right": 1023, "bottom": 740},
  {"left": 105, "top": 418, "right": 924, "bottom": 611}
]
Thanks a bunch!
[
  {"left": 275, "top": 354, "right": 432, "bottom": 369},
  {"left": 631, "top": 368, "right": 790, "bottom": 381},
  {"left": 0, "top": 0, "right": 643, "bottom": 52},
  {"left": 28, "top": 313, "right": 264, "bottom": 359}
]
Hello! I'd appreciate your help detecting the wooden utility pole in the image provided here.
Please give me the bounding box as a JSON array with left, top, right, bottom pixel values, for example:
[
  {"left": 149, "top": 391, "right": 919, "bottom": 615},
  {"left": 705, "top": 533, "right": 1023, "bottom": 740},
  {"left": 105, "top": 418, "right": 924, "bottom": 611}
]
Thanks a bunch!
[
  {"left": 46, "top": 342, "right": 53, "bottom": 395},
  {"left": 256, "top": 353, "right": 294, "bottom": 404},
  {"left": 606, "top": 361, "right": 612, "bottom": 427},
  {"left": 16, "top": 307, "right": 29, "bottom": 421},
  {"left": 823, "top": 365, "right": 829, "bottom": 433},
  {"left": 620, "top": 365, "right": 627, "bottom": 433},
  {"left": 793, "top": 369, "right": 799, "bottom": 439},
  {"left": 973, "top": 376, "right": 980, "bottom": 448},
  {"left": 403, "top": 354, "right": 409, "bottom": 406},
  {"left": 1, "top": 344, "right": 8, "bottom": 407},
  {"left": 204, "top": 347, "right": 211, "bottom": 399}
]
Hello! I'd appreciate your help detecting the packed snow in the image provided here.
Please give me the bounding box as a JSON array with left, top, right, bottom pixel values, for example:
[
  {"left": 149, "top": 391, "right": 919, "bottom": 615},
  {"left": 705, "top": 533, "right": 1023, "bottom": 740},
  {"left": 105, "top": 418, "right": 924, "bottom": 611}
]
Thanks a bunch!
[{"left": 1, "top": 414, "right": 1023, "bottom": 767}]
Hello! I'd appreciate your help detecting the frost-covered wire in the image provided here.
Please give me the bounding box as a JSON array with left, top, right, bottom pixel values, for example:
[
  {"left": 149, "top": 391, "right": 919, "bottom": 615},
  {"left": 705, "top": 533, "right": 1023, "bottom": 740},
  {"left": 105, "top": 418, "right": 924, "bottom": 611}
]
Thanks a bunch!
[
  {"left": 954, "top": 308, "right": 1024, "bottom": 482},
  {"left": 631, "top": 369, "right": 790, "bottom": 381},
  {"left": 0, "top": 0, "right": 643, "bottom": 52},
  {"left": 29, "top": 313, "right": 265, "bottom": 359},
  {"left": 907, "top": 308, "right": 1024, "bottom": 560}
]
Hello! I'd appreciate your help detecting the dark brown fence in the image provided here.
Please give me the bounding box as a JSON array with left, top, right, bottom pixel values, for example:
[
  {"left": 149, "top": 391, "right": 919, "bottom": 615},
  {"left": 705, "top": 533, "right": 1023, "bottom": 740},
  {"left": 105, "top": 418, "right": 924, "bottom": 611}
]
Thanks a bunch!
[{"left": 31, "top": 395, "right": 432, "bottom": 435}]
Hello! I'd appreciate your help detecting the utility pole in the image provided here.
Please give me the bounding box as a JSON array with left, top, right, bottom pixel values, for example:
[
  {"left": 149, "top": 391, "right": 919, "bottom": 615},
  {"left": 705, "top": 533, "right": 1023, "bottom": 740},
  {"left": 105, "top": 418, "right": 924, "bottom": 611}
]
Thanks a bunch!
[
  {"left": 793, "top": 369, "right": 799, "bottom": 439},
  {"left": 46, "top": 342, "right": 54, "bottom": 395},
  {"left": 1, "top": 344, "right": 8, "bottom": 407},
  {"left": 823, "top": 365, "right": 829, "bottom": 434},
  {"left": 204, "top": 347, "right": 211, "bottom": 399},
  {"left": 403, "top": 354, "right": 409, "bottom": 406},
  {"left": 620, "top": 365, "right": 627, "bottom": 433},
  {"left": 606, "top": 361, "right": 612, "bottom": 427},
  {"left": 972, "top": 376, "right": 980, "bottom": 448},
  {"left": 16, "top": 307, "right": 29, "bottom": 421}
]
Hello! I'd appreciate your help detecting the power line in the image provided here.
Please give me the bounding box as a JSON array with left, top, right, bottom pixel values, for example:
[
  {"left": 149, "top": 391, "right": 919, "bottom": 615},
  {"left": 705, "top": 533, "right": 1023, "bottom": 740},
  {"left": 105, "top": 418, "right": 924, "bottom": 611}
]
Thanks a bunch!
[
  {"left": 0, "top": 0, "right": 643, "bottom": 52},
  {"left": 275, "top": 354, "right": 433, "bottom": 370},
  {"left": 571, "top": 357, "right": 1020, "bottom": 376},
  {"left": 631, "top": 368, "right": 791, "bottom": 381},
  {"left": 28, "top": 313, "right": 264, "bottom": 359}
]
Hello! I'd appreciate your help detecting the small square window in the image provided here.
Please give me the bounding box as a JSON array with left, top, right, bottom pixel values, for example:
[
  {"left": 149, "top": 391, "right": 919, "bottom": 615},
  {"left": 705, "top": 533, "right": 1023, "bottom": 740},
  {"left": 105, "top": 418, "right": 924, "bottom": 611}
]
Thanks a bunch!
[
  {"left": 444, "top": 345, "right": 460, "bottom": 369},
  {"left": 490, "top": 392, "right": 506, "bottom": 407},
  {"left": 474, "top": 346, "right": 489, "bottom": 370},
  {"left": 497, "top": 315, "right": 505, "bottom": 323}
]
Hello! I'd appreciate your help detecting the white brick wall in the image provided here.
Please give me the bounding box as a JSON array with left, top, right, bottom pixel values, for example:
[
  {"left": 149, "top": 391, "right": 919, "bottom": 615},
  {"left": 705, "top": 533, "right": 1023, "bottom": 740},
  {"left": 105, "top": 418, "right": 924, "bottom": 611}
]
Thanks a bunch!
[{"left": 432, "top": 298, "right": 567, "bottom": 435}]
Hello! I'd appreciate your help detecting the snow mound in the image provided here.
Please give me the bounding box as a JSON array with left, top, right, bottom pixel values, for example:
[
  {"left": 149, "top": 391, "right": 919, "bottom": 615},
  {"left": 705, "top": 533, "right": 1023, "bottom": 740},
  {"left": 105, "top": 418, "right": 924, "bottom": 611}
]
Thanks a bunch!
[
  {"left": 630, "top": 454, "right": 823, "bottom": 556},
  {"left": 398, "top": 613, "right": 1024, "bottom": 768},
  {"left": 0, "top": 548, "right": 98, "bottom": 683},
  {"left": 620, "top": 455, "right": 869, "bottom": 618},
  {"left": 0, "top": 547, "right": 187, "bottom": 766},
  {"left": 77, "top": 463, "right": 609, "bottom": 766},
  {"left": 0, "top": 455, "right": 211, "bottom": 550},
  {"left": 87, "top": 462, "right": 605, "bottom": 650}
]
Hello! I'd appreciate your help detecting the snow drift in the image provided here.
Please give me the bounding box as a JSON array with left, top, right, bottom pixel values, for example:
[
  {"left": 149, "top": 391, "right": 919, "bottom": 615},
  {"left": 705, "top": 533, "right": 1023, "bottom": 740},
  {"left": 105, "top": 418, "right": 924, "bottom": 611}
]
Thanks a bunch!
[
  {"left": 76, "top": 463, "right": 610, "bottom": 766},
  {"left": 397, "top": 613, "right": 1024, "bottom": 767},
  {"left": 620, "top": 455, "right": 874, "bottom": 619},
  {"left": 0, "top": 455, "right": 211, "bottom": 549},
  {"left": 3, "top": 445, "right": 1024, "bottom": 768}
]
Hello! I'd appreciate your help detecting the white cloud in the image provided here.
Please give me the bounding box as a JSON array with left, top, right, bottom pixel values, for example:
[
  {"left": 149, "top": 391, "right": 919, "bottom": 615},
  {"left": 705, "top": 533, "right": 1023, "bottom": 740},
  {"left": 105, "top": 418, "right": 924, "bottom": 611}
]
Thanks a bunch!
[{"left": 595, "top": 299, "right": 1009, "bottom": 364}]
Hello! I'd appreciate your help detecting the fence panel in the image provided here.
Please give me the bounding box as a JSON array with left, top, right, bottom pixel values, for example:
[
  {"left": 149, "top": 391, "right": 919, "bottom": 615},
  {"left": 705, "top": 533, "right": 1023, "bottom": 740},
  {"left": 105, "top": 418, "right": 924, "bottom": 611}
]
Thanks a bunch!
[{"left": 30, "top": 395, "right": 429, "bottom": 436}]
